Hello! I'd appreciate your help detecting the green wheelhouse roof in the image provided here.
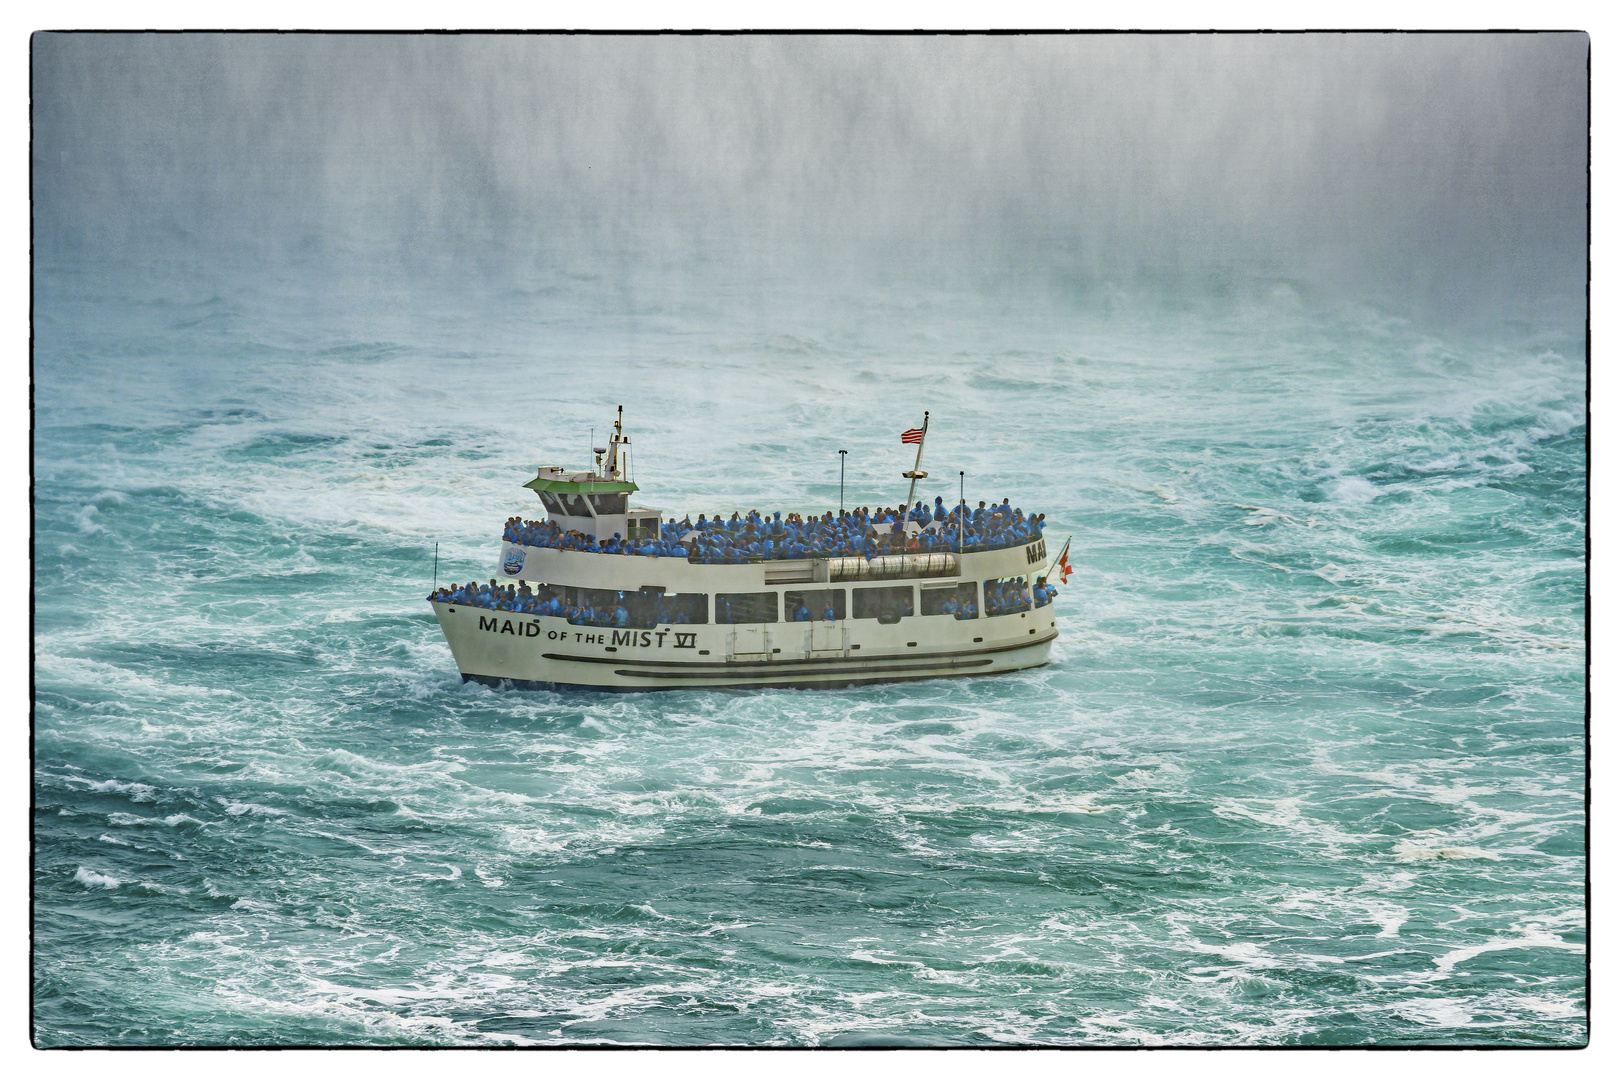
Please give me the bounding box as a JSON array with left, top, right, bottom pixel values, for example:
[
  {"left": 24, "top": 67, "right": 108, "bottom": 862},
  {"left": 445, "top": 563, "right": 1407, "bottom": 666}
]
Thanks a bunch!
[{"left": 523, "top": 476, "right": 639, "bottom": 495}]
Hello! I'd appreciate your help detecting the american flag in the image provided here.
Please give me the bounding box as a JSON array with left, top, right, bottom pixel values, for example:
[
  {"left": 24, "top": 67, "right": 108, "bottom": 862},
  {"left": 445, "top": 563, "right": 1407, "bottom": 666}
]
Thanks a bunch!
[{"left": 900, "top": 427, "right": 924, "bottom": 444}]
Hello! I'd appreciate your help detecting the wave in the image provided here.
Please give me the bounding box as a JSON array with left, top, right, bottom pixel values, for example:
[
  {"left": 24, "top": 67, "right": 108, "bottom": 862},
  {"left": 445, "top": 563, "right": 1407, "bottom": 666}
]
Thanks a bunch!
[{"left": 73, "top": 867, "right": 121, "bottom": 890}]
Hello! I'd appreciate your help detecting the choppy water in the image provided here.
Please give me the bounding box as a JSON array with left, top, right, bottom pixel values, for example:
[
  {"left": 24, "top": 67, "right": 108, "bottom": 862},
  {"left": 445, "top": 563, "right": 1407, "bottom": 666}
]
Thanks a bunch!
[{"left": 32, "top": 266, "right": 1586, "bottom": 1046}]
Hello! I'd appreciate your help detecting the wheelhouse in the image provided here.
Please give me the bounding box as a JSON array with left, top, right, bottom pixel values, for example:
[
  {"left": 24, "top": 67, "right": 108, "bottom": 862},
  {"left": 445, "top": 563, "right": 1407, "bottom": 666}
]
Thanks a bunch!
[{"left": 521, "top": 407, "right": 660, "bottom": 542}]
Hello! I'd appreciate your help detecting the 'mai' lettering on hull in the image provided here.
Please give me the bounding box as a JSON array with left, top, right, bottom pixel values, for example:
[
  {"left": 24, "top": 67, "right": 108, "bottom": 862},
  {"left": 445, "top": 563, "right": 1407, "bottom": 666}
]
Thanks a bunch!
[{"left": 479, "top": 615, "right": 542, "bottom": 637}]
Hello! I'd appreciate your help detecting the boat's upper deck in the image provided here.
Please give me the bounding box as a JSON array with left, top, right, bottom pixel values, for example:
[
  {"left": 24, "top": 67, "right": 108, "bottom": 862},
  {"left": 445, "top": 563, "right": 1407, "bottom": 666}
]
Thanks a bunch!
[
  {"left": 505, "top": 501, "right": 1046, "bottom": 561},
  {"left": 483, "top": 530, "right": 1047, "bottom": 598}
]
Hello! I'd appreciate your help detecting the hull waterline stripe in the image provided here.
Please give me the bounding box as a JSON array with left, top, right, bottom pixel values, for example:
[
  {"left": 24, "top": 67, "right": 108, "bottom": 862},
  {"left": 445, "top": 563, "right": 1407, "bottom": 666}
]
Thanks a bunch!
[
  {"left": 610, "top": 658, "right": 995, "bottom": 680},
  {"left": 534, "top": 630, "right": 1058, "bottom": 671},
  {"left": 462, "top": 664, "right": 1040, "bottom": 693}
]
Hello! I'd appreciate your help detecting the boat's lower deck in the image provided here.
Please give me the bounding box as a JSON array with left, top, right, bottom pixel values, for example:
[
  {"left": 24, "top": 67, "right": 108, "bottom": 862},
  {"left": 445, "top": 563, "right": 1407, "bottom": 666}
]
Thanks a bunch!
[{"left": 432, "top": 602, "right": 1057, "bottom": 690}]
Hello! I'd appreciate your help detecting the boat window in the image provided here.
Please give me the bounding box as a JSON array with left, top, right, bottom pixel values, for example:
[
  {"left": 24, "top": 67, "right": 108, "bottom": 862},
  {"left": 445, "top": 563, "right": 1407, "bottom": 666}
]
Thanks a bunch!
[
  {"left": 627, "top": 515, "right": 659, "bottom": 541},
  {"left": 784, "top": 589, "right": 846, "bottom": 621},
  {"left": 531, "top": 586, "right": 707, "bottom": 627},
  {"left": 588, "top": 493, "right": 628, "bottom": 515},
  {"left": 853, "top": 585, "right": 914, "bottom": 623},
  {"left": 554, "top": 492, "right": 590, "bottom": 517},
  {"left": 715, "top": 592, "right": 779, "bottom": 624},
  {"left": 983, "top": 576, "right": 1032, "bottom": 617},
  {"left": 921, "top": 582, "right": 978, "bottom": 619},
  {"left": 537, "top": 491, "right": 565, "bottom": 515},
  {"left": 555, "top": 585, "right": 624, "bottom": 626},
  {"left": 626, "top": 587, "right": 708, "bottom": 626}
]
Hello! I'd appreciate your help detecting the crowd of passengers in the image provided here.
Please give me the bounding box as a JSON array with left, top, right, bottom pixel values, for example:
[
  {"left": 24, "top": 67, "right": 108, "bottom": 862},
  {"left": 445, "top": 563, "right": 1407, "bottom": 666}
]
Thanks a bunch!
[
  {"left": 427, "top": 579, "right": 700, "bottom": 627},
  {"left": 427, "top": 577, "right": 1057, "bottom": 622},
  {"left": 500, "top": 498, "right": 1045, "bottom": 563},
  {"left": 988, "top": 578, "right": 1040, "bottom": 616}
]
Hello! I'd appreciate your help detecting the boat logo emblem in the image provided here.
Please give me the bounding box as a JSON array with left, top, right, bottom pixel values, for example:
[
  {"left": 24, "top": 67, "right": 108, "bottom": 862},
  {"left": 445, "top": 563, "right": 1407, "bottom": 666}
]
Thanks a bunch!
[{"left": 502, "top": 545, "right": 526, "bottom": 576}]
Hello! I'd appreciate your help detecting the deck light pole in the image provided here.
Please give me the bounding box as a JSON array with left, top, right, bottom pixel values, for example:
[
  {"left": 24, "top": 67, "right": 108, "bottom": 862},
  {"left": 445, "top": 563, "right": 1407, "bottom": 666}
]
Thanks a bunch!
[{"left": 839, "top": 450, "right": 847, "bottom": 516}]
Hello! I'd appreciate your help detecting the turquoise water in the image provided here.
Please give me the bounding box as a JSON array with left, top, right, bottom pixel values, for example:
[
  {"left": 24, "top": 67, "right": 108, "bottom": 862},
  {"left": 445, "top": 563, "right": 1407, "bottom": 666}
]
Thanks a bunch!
[{"left": 32, "top": 268, "right": 1586, "bottom": 1045}]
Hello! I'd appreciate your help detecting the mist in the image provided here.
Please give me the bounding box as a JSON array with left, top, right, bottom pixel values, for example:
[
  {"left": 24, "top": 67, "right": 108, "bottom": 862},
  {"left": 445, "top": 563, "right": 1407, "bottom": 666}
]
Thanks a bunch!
[{"left": 32, "top": 33, "right": 1588, "bottom": 330}]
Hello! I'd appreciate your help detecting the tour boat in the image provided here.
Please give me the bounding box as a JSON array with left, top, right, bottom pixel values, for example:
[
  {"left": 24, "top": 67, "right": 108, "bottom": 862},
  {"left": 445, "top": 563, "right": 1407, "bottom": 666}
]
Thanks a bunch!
[{"left": 428, "top": 408, "right": 1068, "bottom": 690}]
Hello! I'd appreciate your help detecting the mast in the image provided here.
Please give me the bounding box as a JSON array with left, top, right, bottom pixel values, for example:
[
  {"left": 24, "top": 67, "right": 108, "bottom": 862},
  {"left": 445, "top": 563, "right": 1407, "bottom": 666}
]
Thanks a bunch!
[
  {"left": 605, "top": 405, "right": 624, "bottom": 480},
  {"left": 901, "top": 411, "right": 930, "bottom": 515}
]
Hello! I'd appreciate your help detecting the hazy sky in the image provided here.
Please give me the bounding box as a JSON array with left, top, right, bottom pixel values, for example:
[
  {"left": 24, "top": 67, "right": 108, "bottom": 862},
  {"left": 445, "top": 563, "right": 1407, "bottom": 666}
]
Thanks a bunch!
[{"left": 32, "top": 33, "right": 1588, "bottom": 325}]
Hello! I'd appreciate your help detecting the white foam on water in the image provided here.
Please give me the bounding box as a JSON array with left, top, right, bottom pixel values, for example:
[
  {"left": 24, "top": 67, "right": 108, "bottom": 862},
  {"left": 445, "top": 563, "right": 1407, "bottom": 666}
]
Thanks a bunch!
[
  {"left": 73, "top": 867, "right": 121, "bottom": 890},
  {"left": 1210, "top": 796, "right": 1366, "bottom": 846},
  {"left": 1393, "top": 842, "right": 1500, "bottom": 863},
  {"left": 1504, "top": 993, "right": 1583, "bottom": 1019},
  {"left": 105, "top": 813, "right": 157, "bottom": 827},
  {"left": 1431, "top": 929, "right": 1584, "bottom": 976},
  {"left": 217, "top": 799, "right": 289, "bottom": 816},
  {"left": 1391, "top": 996, "right": 1477, "bottom": 1028},
  {"left": 82, "top": 778, "right": 160, "bottom": 802},
  {"left": 1240, "top": 505, "right": 1299, "bottom": 526},
  {"left": 229, "top": 898, "right": 277, "bottom": 913},
  {"left": 106, "top": 811, "right": 205, "bottom": 829},
  {"left": 1371, "top": 903, "right": 1410, "bottom": 939},
  {"left": 1327, "top": 476, "right": 1382, "bottom": 505}
]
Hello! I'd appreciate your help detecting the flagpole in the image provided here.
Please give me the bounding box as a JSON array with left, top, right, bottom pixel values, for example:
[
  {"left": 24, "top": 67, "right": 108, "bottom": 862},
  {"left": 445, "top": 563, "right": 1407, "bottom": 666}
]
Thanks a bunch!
[
  {"left": 1044, "top": 535, "right": 1072, "bottom": 583},
  {"left": 901, "top": 411, "right": 929, "bottom": 514}
]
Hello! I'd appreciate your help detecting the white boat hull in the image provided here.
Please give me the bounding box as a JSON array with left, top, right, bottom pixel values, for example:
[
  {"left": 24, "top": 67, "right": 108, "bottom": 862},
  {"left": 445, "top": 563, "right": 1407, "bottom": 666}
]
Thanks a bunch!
[{"left": 432, "top": 603, "right": 1056, "bottom": 690}]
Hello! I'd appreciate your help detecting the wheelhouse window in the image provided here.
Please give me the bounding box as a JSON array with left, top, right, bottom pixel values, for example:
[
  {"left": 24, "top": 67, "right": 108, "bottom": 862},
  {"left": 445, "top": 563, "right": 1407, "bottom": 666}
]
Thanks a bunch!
[
  {"left": 588, "top": 492, "right": 628, "bottom": 515},
  {"left": 983, "top": 576, "right": 1032, "bottom": 617},
  {"left": 546, "top": 492, "right": 590, "bottom": 517},
  {"left": 784, "top": 589, "right": 846, "bottom": 622},
  {"left": 921, "top": 582, "right": 978, "bottom": 620},
  {"left": 716, "top": 592, "right": 779, "bottom": 624},
  {"left": 853, "top": 585, "right": 914, "bottom": 623}
]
